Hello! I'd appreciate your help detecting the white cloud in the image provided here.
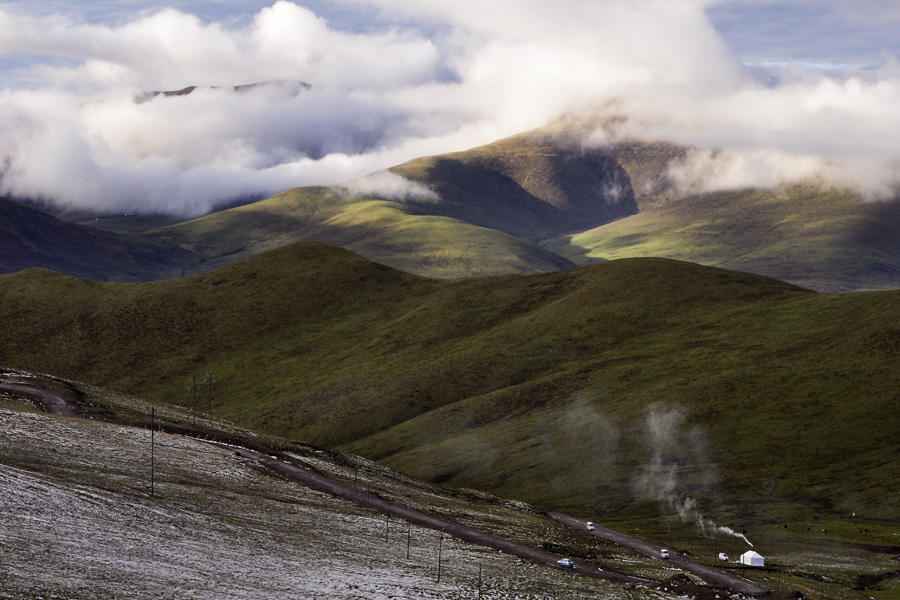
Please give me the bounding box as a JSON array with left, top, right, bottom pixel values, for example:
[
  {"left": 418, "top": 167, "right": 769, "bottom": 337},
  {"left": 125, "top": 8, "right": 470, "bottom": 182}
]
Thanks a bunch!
[
  {"left": 1, "top": 0, "right": 900, "bottom": 215},
  {"left": 342, "top": 171, "right": 439, "bottom": 202}
]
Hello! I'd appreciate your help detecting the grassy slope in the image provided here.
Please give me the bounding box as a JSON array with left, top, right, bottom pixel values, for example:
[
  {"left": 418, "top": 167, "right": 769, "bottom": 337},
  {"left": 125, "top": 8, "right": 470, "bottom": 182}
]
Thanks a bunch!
[
  {"left": 0, "top": 198, "right": 195, "bottom": 280},
  {"left": 550, "top": 175, "right": 900, "bottom": 292},
  {"left": 1, "top": 242, "right": 899, "bottom": 530},
  {"left": 151, "top": 187, "right": 573, "bottom": 279}
]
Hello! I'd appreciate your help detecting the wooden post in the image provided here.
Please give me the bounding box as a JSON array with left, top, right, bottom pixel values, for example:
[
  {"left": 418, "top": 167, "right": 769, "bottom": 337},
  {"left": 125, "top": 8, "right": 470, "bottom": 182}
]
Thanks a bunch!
[
  {"left": 436, "top": 533, "right": 443, "bottom": 583},
  {"left": 406, "top": 522, "right": 411, "bottom": 560},
  {"left": 478, "top": 564, "right": 483, "bottom": 599},
  {"left": 385, "top": 514, "right": 390, "bottom": 542},
  {"left": 150, "top": 407, "right": 156, "bottom": 497}
]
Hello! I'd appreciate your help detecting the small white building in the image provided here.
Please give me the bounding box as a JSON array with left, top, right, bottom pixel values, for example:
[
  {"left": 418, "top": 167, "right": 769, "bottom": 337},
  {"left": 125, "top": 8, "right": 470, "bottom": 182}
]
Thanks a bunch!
[{"left": 738, "top": 550, "right": 765, "bottom": 567}]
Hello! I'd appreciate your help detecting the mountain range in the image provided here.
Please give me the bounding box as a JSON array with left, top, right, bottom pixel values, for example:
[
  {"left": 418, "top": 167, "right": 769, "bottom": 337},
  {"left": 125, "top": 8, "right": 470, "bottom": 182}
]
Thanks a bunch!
[{"left": 4, "top": 124, "right": 900, "bottom": 291}]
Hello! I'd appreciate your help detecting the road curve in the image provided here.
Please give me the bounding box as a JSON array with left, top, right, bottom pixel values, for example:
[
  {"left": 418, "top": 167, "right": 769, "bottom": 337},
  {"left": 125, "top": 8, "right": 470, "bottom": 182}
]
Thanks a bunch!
[
  {"left": 0, "top": 382, "right": 78, "bottom": 417},
  {"left": 549, "top": 512, "right": 767, "bottom": 596},
  {"left": 261, "top": 455, "right": 655, "bottom": 587}
]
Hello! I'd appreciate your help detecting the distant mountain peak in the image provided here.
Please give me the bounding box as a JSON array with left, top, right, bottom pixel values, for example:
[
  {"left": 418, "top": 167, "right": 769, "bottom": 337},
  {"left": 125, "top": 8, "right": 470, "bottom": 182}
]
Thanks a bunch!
[{"left": 135, "top": 80, "right": 311, "bottom": 104}]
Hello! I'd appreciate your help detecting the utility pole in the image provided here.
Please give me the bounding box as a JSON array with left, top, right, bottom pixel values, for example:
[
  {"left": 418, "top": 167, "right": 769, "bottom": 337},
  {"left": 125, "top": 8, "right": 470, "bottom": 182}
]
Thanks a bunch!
[
  {"left": 385, "top": 514, "right": 390, "bottom": 542},
  {"left": 436, "top": 533, "right": 443, "bottom": 583},
  {"left": 191, "top": 375, "right": 198, "bottom": 425},
  {"left": 406, "top": 522, "right": 411, "bottom": 560},
  {"left": 150, "top": 407, "right": 156, "bottom": 497},
  {"left": 478, "top": 564, "right": 483, "bottom": 599}
]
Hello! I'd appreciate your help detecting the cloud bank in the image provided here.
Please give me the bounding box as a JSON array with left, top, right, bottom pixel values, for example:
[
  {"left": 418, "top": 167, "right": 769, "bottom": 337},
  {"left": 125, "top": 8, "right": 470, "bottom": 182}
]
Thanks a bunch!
[{"left": 1, "top": 0, "right": 899, "bottom": 215}]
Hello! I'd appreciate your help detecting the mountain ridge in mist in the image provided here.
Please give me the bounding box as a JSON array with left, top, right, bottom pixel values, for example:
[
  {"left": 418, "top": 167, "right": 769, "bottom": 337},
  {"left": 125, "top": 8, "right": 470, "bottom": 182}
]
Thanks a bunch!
[{"left": 5, "top": 123, "right": 900, "bottom": 290}]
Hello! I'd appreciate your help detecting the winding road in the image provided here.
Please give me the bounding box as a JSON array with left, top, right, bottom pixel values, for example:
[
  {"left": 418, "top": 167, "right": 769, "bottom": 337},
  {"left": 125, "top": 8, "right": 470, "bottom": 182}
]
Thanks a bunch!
[
  {"left": 1, "top": 373, "right": 767, "bottom": 596},
  {"left": 549, "top": 513, "right": 767, "bottom": 596},
  {"left": 0, "top": 381, "right": 78, "bottom": 417}
]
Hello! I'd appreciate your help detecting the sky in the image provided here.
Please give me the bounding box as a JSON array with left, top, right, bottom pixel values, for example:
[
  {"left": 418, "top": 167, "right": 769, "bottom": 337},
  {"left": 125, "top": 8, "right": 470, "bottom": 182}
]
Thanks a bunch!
[
  {"left": 4, "top": 1, "right": 898, "bottom": 70},
  {"left": 1, "top": 0, "right": 900, "bottom": 215}
]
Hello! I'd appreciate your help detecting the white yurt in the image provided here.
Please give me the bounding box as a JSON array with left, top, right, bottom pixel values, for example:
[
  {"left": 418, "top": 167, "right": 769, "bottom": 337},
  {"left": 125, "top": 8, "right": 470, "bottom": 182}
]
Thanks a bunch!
[{"left": 738, "top": 550, "right": 765, "bottom": 567}]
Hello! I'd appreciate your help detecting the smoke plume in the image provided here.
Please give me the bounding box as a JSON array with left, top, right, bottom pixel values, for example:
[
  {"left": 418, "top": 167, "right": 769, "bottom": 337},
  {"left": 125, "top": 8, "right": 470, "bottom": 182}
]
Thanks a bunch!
[{"left": 633, "top": 405, "right": 752, "bottom": 547}]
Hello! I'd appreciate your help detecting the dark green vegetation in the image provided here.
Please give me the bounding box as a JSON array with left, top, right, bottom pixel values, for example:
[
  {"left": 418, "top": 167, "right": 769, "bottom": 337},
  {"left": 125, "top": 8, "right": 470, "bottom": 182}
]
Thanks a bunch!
[
  {"left": 0, "top": 198, "right": 196, "bottom": 280},
  {"left": 2, "top": 242, "right": 899, "bottom": 536}
]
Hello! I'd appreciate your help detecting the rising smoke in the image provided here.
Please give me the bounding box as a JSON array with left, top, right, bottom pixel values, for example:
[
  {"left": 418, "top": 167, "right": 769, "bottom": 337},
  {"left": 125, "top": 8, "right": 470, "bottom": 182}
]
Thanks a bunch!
[{"left": 633, "top": 405, "right": 753, "bottom": 547}]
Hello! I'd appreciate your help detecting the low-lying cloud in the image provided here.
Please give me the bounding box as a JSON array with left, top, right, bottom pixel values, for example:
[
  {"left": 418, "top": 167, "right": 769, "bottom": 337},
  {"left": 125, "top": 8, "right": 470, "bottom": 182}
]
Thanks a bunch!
[
  {"left": 1, "top": 1, "right": 900, "bottom": 215},
  {"left": 342, "top": 171, "right": 439, "bottom": 203}
]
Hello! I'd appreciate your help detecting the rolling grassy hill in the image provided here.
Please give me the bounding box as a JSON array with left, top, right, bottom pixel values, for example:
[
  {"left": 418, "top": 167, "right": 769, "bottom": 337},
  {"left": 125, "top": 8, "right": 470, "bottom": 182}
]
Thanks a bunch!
[
  {"left": 0, "top": 197, "right": 197, "bottom": 280},
  {"left": 149, "top": 131, "right": 635, "bottom": 279},
  {"left": 548, "top": 183, "right": 900, "bottom": 291},
  {"left": 1, "top": 241, "right": 899, "bottom": 532},
  {"left": 150, "top": 187, "right": 574, "bottom": 279}
]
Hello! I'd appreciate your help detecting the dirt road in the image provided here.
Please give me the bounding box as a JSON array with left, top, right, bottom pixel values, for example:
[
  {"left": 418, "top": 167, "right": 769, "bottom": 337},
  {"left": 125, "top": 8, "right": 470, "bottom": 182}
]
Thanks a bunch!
[
  {"left": 261, "top": 455, "right": 654, "bottom": 586},
  {"left": 549, "top": 512, "right": 767, "bottom": 596},
  {"left": 0, "top": 382, "right": 78, "bottom": 416}
]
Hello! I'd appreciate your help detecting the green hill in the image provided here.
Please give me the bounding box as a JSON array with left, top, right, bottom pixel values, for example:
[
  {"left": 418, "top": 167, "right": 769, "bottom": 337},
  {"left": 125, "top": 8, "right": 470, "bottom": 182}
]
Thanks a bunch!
[
  {"left": 549, "top": 183, "right": 900, "bottom": 292},
  {"left": 150, "top": 187, "right": 573, "bottom": 279},
  {"left": 2, "top": 241, "right": 899, "bottom": 530}
]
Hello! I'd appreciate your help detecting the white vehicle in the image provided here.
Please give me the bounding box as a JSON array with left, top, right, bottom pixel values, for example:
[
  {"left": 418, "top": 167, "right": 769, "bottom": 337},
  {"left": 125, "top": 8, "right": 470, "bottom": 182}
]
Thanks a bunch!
[
  {"left": 718, "top": 552, "right": 730, "bottom": 562},
  {"left": 557, "top": 558, "right": 576, "bottom": 569},
  {"left": 586, "top": 521, "right": 597, "bottom": 531},
  {"left": 659, "top": 548, "right": 671, "bottom": 560}
]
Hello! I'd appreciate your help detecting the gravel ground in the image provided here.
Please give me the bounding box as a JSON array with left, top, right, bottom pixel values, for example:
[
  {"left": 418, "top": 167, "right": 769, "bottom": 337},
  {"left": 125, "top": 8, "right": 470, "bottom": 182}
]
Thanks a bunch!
[{"left": 0, "top": 407, "right": 669, "bottom": 599}]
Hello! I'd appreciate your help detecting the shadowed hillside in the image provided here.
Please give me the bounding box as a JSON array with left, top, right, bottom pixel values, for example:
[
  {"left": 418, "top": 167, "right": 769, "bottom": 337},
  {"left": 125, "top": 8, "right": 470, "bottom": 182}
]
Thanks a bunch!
[
  {"left": 0, "top": 198, "right": 196, "bottom": 281},
  {"left": 391, "top": 132, "right": 639, "bottom": 239},
  {"left": 2, "top": 241, "right": 899, "bottom": 528}
]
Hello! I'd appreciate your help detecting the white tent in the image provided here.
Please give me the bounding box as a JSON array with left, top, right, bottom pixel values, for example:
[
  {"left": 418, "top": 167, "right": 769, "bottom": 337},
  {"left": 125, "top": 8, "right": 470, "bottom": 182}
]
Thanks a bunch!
[{"left": 738, "top": 550, "right": 765, "bottom": 567}]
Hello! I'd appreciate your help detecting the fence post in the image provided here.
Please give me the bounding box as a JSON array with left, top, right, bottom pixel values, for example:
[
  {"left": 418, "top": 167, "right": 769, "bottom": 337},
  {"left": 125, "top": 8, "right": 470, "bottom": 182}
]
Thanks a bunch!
[
  {"left": 436, "top": 533, "right": 443, "bottom": 583},
  {"left": 150, "top": 407, "right": 156, "bottom": 497},
  {"left": 406, "top": 522, "right": 411, "bottom": 560}
]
